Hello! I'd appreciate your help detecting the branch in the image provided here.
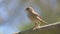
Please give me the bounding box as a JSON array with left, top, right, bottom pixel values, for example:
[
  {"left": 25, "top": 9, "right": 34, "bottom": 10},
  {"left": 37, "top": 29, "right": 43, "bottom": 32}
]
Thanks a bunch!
[{"left": 14, "top": 22, "right": 60, "bottom": 34}]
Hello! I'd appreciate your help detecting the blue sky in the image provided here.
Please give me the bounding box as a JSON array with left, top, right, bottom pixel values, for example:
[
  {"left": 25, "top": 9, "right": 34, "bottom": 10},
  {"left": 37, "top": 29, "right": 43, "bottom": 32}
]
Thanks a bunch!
[{"left": 0, "top": 0, "right": 20, "bottom": 34}]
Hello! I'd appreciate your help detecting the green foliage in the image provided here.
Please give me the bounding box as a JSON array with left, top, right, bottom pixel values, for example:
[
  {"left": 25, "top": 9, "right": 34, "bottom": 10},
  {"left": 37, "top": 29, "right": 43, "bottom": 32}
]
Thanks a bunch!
[
  {"left": 19, "top": 0, "right": 60, "bottom": 32},
  {"left": 20, "top": 23, "right": 34, "bottom": 31}
]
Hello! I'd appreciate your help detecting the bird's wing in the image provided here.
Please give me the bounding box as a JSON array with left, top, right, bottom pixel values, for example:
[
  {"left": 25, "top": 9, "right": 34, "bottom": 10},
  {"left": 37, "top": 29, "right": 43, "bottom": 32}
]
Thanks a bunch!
[
  {"left": 32, "top": 11, "right": 40, "bottom": 16},
  {"left": 36, "top": 16, "right": 42, "bottom": 21},
  {"left": 36, "top": 16, "right": 47, "bottom": 24}
]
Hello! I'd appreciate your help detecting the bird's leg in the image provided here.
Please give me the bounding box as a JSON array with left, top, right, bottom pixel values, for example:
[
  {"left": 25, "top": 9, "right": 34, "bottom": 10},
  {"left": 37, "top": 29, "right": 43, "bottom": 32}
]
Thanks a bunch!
[{"left": 33, "top": 22, "right": 40, "bottom": 30}]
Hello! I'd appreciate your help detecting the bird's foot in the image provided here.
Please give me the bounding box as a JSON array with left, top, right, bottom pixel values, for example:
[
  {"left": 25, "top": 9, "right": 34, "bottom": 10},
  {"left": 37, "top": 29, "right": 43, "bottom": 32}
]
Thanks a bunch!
[{"left": 33, "top": 26, "right": 40, "bottom": 30}]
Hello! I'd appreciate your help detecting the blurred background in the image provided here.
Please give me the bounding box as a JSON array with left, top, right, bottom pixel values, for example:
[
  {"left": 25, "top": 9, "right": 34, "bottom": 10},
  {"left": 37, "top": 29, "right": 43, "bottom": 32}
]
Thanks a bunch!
[{"left": 0, "top": 0, "right": 60, "bottom": 34}]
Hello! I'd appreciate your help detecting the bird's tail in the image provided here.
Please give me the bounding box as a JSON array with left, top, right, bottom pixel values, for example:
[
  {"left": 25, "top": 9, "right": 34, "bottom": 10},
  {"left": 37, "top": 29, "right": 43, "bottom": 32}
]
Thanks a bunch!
[{"left": 41, "top": 20, "right": 48, "bottom": 25}]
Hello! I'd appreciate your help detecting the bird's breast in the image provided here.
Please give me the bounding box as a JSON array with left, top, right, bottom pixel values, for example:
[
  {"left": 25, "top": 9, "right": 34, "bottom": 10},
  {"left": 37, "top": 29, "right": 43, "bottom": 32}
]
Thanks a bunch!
[{"left": 28, "top": 13, "right": 39, "bottom": 23}]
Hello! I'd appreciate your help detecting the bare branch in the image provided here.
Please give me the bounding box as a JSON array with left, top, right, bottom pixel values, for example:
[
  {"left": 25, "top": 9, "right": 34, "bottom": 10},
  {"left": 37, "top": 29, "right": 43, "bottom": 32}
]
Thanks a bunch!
[{"left": 14, "top": 22, "right": 60, "bottom": 34}]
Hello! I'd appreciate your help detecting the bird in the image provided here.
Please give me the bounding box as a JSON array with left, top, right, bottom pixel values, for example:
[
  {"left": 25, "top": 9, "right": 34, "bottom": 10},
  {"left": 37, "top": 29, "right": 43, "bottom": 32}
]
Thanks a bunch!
[{"left": 26, "top": 7, "right": 47, "bottom": 30}]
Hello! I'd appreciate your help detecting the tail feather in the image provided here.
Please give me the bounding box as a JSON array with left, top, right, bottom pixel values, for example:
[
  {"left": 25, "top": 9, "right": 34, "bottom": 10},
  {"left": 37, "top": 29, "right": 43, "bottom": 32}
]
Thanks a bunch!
[{"left": 40, "top": 20, "right": 48, "bottom": 25}]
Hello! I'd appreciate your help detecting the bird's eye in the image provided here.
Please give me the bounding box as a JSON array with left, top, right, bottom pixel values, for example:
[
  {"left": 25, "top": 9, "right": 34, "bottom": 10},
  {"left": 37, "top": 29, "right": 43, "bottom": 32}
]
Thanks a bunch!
[{"left": 26, "top": 8, "right": 30, "bottom": 11}]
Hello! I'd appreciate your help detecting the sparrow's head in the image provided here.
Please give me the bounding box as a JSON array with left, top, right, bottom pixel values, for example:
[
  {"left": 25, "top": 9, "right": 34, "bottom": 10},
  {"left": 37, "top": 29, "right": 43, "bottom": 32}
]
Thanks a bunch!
[{"left": 26, "top": 7, "right": 33, "bottom": 12}]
